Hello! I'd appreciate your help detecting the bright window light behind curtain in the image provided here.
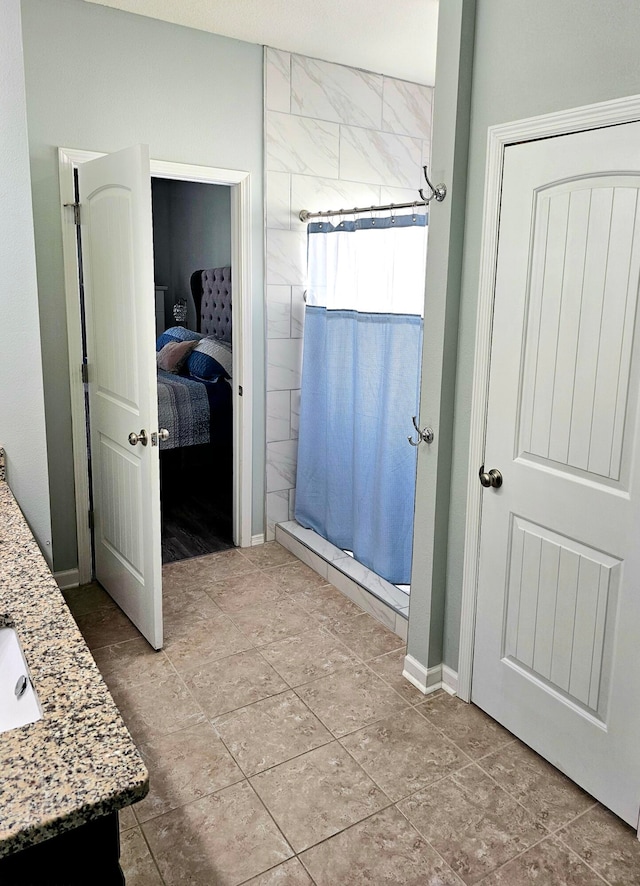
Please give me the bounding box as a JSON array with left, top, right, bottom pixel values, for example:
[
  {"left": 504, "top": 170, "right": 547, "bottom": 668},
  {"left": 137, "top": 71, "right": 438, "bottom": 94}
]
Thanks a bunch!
[{"left": 295, "top": 214, "right": 428, "bottom": 585}]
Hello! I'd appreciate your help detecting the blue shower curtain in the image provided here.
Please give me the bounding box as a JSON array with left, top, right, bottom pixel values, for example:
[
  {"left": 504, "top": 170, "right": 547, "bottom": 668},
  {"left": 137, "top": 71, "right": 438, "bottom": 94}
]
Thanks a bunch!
[{"left": 295, "top": 215, "right": 427, "bottom": 584}]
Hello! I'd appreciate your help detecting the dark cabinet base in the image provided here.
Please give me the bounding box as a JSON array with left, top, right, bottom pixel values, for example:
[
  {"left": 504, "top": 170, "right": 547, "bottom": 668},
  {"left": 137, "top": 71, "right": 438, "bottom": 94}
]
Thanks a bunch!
[{"left": 0, "top": 811, "right": 124, "bottom": 885}]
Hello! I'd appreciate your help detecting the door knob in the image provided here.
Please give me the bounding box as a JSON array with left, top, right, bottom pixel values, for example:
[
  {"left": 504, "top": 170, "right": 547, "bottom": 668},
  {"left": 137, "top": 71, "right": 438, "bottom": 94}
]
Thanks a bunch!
[
  {"left": 158, "top": 428, "right": 169, "bottom": 441},
  {"left": 479, "top": 466, "right": 502, "bottom": 488},
  {"left": 128, "top": 429, "right": 148, "bottom": 446}
]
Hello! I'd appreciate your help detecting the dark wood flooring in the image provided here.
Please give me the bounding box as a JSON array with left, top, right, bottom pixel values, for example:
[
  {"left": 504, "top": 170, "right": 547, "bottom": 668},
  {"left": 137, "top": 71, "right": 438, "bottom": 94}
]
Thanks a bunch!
[{"left": 160, "top": 444, "right": 233, "bottom": 564}]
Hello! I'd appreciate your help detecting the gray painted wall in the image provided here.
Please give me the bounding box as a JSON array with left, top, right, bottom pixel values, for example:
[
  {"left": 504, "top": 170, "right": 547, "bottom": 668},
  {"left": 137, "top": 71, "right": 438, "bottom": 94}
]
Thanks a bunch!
[
  {"left": 0, "top": 0, "right": 52, "bottom": 562},
  {"left": 20, "top": 0, "right": 264, "bottom": 571},
  {"left": 151, "top": 179, "right": 231, "bottom": 331},
  {"left": 442, "top": 0, "right": 640, "bottom": 667}
]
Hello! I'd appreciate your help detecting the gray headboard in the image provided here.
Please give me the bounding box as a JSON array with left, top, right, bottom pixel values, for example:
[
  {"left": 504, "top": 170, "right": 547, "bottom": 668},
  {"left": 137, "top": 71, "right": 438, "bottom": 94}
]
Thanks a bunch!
[{"left": 189, "top": 266, "right": 232, "bottom": 342}]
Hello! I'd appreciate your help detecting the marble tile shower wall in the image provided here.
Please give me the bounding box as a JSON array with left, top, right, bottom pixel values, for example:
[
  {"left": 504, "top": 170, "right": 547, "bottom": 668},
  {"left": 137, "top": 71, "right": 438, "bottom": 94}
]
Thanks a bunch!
[{"left": 264, "top": 48, "right": 433, "bottom": 538}]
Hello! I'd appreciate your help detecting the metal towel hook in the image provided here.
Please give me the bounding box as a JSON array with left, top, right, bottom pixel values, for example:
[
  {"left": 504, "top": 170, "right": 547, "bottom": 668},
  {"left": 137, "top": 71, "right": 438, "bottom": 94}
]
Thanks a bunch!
[
  {"left": 419, "top": 165, "right": 447, "bottom": 204},
  {"left": 408, "top": 416, "right": 435, "bottom": 447}
]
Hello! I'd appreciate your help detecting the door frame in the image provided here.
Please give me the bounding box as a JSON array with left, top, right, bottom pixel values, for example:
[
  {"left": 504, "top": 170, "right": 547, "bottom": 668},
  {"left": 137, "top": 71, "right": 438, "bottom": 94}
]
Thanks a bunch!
[
  {"left": 59, "top": 148, "right": 254, "bottom": 584},
  {"left": 458, "top": 93, "right": 640, "bottom": 703}
]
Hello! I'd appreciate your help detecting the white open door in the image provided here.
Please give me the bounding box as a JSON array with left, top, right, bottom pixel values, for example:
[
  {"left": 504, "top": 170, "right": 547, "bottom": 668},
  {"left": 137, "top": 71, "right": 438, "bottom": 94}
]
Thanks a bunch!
[
  {"left": 78, "top": 144, "right": 163, "bottom": 649},
  {"left": 473, "top": 121, "right": 640, "bottom": 826}
]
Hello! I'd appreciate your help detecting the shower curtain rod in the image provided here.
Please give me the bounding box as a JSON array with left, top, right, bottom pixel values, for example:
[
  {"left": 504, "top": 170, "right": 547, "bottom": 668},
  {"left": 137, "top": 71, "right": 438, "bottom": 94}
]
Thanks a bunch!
[
  {"left": 299, "top": 165, "right": 447, "bottom": 222},
  {"left": 298, "top": 198, "right": 428, "bottom": 223}
]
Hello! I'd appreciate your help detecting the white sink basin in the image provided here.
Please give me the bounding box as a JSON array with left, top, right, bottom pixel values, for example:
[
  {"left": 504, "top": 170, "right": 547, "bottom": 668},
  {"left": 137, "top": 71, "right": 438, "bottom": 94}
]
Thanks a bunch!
[{"left": 0, "top": 626, "right": 42, "bottom": 734}]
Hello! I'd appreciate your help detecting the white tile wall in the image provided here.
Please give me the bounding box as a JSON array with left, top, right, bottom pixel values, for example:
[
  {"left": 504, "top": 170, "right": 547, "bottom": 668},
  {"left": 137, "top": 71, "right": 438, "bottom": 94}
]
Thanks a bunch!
[
  {"left": 265, "top": 48, "right": 291, "bottom": 113},
  {"left": 382, "top": 78, "right": 433, "bottom": 139},
  {"left": 264, "top": 47, "right": 433, "bottom": 540},
  {"left": 266, "top": 391, "right": 291, "bottom": 443},
  {"left": 266, "top": 285, "right": 292, "bottom": 339},
  {"left": 339, "top": 126, "right": 423, "bottom": 189},
  {"left": 266, "top": 112, "right": 339, "bottom": 177},
  {"left": 291, "top": 56, "right": 383, "bottom": 129}
]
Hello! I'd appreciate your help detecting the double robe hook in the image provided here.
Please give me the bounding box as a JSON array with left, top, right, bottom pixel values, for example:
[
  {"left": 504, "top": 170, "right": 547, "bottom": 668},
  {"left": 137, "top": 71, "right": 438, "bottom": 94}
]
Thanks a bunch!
[{"left": 419, "top": 166, "right": 447, "bottom": 204}]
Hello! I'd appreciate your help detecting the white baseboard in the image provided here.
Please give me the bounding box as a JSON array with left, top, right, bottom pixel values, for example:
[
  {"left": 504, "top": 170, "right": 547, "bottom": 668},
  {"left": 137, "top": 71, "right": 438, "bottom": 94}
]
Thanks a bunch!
[
  {"left": 402, "top": 654, "right": 443, "bottom": 696},
  {"left": 251, "top": 533, "right": 265, "bottom": 546},
  {"left": 402, "top": 655, "right": 459, "bottom": 697},
  {"left": 442, "top": 664, "right": 459, "bottom": 696},
  {"left": 54, "top": 568, "right": 80, "bottom": 591}
]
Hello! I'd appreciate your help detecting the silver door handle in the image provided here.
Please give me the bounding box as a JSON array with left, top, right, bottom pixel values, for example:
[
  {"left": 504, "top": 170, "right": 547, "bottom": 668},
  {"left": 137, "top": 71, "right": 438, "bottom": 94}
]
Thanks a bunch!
[
  {"left": 479, "top": 466, "right": 503, "bottom": 488},
  {"left": 128, "top": 429, "right": 148, "bottom": 446},
  {"left": 158, "top": 428, "right": 169, "bottom": 441}
]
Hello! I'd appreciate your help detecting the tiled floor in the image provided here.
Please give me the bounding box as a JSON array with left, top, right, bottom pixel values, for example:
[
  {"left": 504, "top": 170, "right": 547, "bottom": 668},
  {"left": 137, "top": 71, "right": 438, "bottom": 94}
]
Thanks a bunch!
[{"left": 66, "top": 543, "right": 640, "bottom": 886}]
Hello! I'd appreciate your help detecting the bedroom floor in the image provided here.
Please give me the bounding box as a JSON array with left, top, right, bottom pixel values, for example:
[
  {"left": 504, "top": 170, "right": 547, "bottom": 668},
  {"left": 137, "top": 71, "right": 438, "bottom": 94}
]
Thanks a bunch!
[
  {"left": 67, "top": 543, "right": 640, "bottom": 886},
  {"left": 160, "top": 444, "right": 233, "bottom": 564}
]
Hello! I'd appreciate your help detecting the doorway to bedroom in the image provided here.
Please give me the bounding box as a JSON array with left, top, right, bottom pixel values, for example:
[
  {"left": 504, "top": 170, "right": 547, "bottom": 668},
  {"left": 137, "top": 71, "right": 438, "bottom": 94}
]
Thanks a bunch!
[
  {"left": 59, "top": 148, "right": 255, "bottom": 603},
  {"left": 151, "top": 177, "right": 234, "bottom": 564}
]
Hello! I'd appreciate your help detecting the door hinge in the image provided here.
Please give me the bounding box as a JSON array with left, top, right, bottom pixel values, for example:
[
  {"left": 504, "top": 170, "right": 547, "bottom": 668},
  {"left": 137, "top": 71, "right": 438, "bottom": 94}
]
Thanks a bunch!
[
  {"left": 88, "top": 509, "right": 94, "bottom": 531},
  {"left": 64, "top": 202, "right": 81, "bottom": 225},
  {"left": 81, "top": 363, "right": 89, "bottom": 384}
]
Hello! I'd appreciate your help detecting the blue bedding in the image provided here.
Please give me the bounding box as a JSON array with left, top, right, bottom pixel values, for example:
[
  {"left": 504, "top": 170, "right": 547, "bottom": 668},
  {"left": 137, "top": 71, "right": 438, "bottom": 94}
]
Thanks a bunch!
[{"left": 157, "top": 370, "right": 231, "bottom": 450}]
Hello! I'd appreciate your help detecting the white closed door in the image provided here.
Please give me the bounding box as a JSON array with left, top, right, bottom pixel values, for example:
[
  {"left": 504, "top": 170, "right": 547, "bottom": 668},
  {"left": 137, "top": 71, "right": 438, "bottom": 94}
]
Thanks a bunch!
[
  {"left": 473, "top": 121, "right": 640, "bottom": 826},
  {"left": 78, "top": 144, "right": 163, "bottom": 650}
]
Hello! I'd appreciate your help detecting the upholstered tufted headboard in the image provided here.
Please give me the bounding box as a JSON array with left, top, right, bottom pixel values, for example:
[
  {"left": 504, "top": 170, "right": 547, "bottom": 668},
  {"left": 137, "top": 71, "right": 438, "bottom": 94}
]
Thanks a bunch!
[{"left": 189, "top": 267, "right": 232, "bottom": 342}]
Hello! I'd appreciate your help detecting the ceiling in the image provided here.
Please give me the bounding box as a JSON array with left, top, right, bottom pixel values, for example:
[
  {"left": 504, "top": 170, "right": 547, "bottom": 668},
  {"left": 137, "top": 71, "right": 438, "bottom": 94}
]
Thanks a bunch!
[{"left": 83, "top": 0, "right": 439, "bottom": 85}]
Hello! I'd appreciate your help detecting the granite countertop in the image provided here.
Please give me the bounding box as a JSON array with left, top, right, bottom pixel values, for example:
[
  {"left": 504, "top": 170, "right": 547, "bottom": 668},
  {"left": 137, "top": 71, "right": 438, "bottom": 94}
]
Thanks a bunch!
[{"left": 0, "top": 451, "right": 148, "bottom": 858}]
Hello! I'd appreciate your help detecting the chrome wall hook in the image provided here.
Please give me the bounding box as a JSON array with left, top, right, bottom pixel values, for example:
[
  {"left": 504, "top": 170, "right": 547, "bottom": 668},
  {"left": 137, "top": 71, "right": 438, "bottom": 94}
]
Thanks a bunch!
[
  {"left": 419, "top": 165, "right": 447, "bottom": 204},
  {"left": 408, "top": 416, "right": 435, "bottom": 446}
]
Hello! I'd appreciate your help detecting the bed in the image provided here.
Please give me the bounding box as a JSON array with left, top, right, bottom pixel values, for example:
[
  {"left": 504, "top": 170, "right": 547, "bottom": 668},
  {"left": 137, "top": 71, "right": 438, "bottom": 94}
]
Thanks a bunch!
[{"left": 156, "top": 266, "right": 232, "bottom": 451}]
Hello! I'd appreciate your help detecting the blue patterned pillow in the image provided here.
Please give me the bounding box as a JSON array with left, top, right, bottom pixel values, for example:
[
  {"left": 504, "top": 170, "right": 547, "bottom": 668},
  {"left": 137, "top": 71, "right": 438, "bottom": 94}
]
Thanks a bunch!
[
  {"left": 186, "top": 336, "right": 232, "bottom": 380},
  {"left": 156, "top": 326, "right": 202, "bottom": 352}
]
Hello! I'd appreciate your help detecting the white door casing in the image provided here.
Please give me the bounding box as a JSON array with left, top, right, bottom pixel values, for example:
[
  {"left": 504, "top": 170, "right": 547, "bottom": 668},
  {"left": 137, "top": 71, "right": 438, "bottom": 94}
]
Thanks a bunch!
[
  {"left": 78, "top": 144, "right": 163, "bottom": 649},
  {"left": 472, "top": 121, "right": 640, "bottom": 826}
]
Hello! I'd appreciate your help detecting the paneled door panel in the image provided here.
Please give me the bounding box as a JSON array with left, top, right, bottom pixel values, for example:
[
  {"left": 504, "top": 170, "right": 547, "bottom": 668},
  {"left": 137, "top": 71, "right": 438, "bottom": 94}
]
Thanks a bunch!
[
  {"left": 79, "top": 145, "right": 162, "bottom": 649},
  {"left": 473, "top": 122, "right": 640, "bottom": 826}
]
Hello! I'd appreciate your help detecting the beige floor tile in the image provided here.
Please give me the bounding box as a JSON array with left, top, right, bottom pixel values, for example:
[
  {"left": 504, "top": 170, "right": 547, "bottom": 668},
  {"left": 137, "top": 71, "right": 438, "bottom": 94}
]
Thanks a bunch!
[
  {"left": 207, "top": 571, "right": 287, "bottom": 614},
  {"left": 119, "top": 826, "right": 164, "bottom": 886},
  {"left": 417, "top": 694, "right": 514, "bottom": 759},
  {"left": 289, "top": 584, "right": 363, "bottom": 622},
  {"left": 260, "top": 626, "right": 359, "bottom": 687},
  {"left": 325, "top": 612, "right": 405, "bottom": 660},
  {"left": 92, "top": 638, "right": 176, "bottom": 692},
  {"left": 341, "top": 707, "right": 471, "bottom": 801},
  {"left": 74, "top": 606, "right": 141, "bottom": 649},
  {"left": 242, "top": 858, "right": 314, "bottom": 884},
  {"left": 367, "top": 648, "right": 432, "bottom": 704},
  {"left": 480, "top": 740, "right": 595, "bottom": 831},
  {"left": 143, "top": 781, "right": 293, "bottom": 886},
  {"left": 119, "top": 804, "right": 138, "bottom": 831},
  {"left": 289, "top": 582, "right": 364, "bottom": 622},
  {"left": 63, "top": 582, "right": 116, "bottom": 617},
  {"left": 241, "top": 542, "right": 298, "bottom": 570},
  {"left": 250, "top": 741, "right": 388, "bottom": 853},
  {"left": 110, "top": 673, "right": 205, "bottom": 743},
  {"left": 162, "top": 549, "right": 257, "bottom": 589},
  {"left": 300, "top": 806, "right": 463, "bottom": 885},
  {"left": 295, "top": 664, "right": 408, "bottom": 737},
  {"left": 262, "top": 560, "right": 330, "bottom": 595},
  {"left": 163, "top": 611, "right": 253, "bottom": 675},
  {"left": 183, "top": 649, "right": 289, "bottom": 718},
  {"left": 162, "top": 584, "right": 221, "bottom": 626},
  {"left": 558, "top": 805, "right": 640, "bottom": 885},
  {"left": 229, "top": 598, "right": 311, "bottom": 647},
  {"left": 480, "top": 835, "right": 606, "bottom": 885},
  {"left": 134, "top": 722, "right": 243, "bottom": 823},
  {"left": 214, "top": 690, "right": 332, "bottom": 776},
  {"left": 398, "top": 764, "right": 546, "bottom": 884}
]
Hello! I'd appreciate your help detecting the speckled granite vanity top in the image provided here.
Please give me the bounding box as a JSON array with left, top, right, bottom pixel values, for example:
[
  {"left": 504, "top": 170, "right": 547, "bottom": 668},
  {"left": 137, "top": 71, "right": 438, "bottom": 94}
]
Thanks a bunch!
[{"left": 0, "top": 452, "right": 148, "bottom": 858}]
